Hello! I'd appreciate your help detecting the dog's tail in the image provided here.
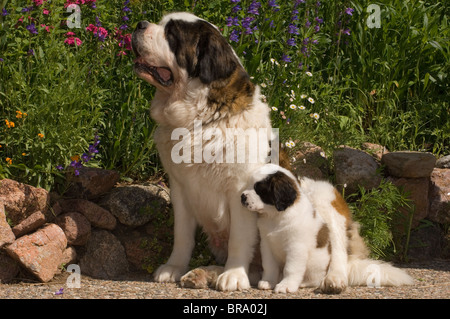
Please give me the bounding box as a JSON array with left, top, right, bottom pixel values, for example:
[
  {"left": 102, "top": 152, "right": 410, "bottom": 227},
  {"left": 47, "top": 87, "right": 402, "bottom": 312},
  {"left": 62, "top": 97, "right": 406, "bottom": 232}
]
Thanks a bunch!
[{"left": 347, "top": 258, "right": 414, "bottom": 287}]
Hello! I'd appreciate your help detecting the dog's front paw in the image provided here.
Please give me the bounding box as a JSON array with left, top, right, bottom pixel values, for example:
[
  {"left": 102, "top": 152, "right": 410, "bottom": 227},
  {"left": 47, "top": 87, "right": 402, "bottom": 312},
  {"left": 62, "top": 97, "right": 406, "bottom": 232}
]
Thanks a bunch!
[
  {"left": 216, "top": 268, "right": 250, "bottom": 291},
  {"left": 153, "top": 264, "right": 187, "bottom": 283},
  {"left": 181, "top": 266, "right": 224, "bottom": 289},
  {"left": 258, "top": 280, "right": 275, "bottom": 290},
  {"left": 319, "top": 274, "right": 347, "bottom": 294},
  {"left": 274, "top": 280, "right": 299, "bottom": 293}
]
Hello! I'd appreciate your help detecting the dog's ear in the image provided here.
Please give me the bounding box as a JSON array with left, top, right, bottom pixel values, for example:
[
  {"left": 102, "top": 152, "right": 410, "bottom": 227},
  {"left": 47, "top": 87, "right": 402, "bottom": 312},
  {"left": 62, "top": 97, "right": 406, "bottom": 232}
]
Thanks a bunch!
[
  {"left": 196, "top": 26, "right": 238, "bottom": 84},
  {"left": 254, "top": 171, "right": 298, "bottom": 212},
  {"left": 165, "top": 19, "right": 199, "bottom": 77},
  {"left": 271, "top": 172, "right": 298, "bottom": 211}
]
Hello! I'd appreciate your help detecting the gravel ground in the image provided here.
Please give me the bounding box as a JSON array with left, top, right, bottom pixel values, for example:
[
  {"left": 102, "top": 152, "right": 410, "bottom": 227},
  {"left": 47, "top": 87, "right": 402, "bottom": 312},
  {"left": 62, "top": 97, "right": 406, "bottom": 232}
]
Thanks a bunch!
[{"left": 0, "top": 259, "right": 448, "bottom": 299}]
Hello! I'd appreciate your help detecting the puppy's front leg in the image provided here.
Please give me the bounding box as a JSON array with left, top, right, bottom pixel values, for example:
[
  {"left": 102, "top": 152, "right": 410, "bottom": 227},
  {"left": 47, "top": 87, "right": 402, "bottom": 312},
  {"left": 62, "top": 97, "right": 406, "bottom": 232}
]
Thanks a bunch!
[
  {"left": 216, "top": 201, "right": 258, "bottom": 291},
  {"left": 274, "top": 247, "right": 308, "bottom": 293},
  {"left": 258, "top": 231, "right": 280, "bottom": 290}
]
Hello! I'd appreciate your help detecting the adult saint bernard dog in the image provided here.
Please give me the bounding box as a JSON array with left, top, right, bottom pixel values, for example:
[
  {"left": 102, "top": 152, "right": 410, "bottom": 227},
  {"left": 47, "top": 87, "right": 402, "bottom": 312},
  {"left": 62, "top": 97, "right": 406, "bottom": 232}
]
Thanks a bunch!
[{"left": 131, "top": 12, "right": 413, "bottom": 292}]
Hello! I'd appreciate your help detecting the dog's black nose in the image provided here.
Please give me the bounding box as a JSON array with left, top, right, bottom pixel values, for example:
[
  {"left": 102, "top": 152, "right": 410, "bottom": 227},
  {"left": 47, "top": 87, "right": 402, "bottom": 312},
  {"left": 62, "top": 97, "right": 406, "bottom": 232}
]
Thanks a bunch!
[
  {"left": 136, "top": 21, "right": 150, "bottom": 31},
  {"left": 241, "top": 193, "right": 247, "bottom": 206}
]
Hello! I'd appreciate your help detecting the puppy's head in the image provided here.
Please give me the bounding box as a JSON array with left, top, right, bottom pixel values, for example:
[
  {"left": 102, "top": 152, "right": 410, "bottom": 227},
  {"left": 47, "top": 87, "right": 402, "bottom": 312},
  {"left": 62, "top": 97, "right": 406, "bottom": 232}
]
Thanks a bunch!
[
  {"left": 241, "top": 165, "right": 299, "bottom": 214},
  {"left": 131, "top": 12, "right": 240, "bottom": 89}
]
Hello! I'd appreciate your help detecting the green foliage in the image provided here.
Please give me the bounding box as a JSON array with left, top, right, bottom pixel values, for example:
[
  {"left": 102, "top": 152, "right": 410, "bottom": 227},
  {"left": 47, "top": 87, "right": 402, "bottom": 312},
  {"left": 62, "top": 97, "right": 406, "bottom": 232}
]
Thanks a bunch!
[
  {"left": 0, "top": 0, "right": 447, "bottom": 260},
  {"left": 348, "top": 179, "right": 413, "bottom": 260}
]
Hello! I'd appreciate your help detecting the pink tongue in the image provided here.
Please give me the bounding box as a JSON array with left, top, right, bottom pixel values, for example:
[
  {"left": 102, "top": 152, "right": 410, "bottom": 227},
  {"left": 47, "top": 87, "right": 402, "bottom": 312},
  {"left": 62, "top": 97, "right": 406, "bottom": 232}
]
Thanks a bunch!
[{"left": 156, "top": 67, "right": 171, "bottom": 82}]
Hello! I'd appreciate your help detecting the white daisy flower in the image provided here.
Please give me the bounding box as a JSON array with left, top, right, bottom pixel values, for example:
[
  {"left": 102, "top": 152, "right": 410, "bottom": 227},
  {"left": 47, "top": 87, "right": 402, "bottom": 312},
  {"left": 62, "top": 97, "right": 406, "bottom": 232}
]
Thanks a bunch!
[
  {"left": 285, "top": 140, "right": 295, "bottom": 148},
  {"left": 299, "top": 105, "right": 306, "bottom": 110},
  {"left": 261, "top": 83, "right": 267, "bottom": 88},
  {"left": 308, "top": 97, "right": 315, "bottom": 104},
  {"left": 271, "top": 106, "right": 278, "bottom": 111},
  {"left": 312, "top": 113, "right": 320, "bottom": 119},
  {"left": 289, "top": 104, "right": 297, "bottom": 110},
  {"left": 306, "top": 71, "right": 313, "bottom": 77},
  {"left": 300, "top": 94, "right": 307, "bottom": 99}
]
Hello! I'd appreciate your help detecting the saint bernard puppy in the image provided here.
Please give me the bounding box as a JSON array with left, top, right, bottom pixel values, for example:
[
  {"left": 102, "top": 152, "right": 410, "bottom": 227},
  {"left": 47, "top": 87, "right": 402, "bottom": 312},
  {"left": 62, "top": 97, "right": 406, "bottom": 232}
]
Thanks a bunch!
[
  {"left": 241, "top": 164, "right": 414, "bottom": 293},
  {"left": 131, "top": 12, "right": 273, "bottom": 291}
]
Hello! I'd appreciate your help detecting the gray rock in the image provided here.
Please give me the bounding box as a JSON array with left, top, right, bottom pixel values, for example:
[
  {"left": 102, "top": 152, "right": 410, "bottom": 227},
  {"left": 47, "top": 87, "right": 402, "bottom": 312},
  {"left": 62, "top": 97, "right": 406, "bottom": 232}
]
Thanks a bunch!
[
  {"left": 428, "top": 168, "right": 450, "bottom": 224},
  {"left": 333, "top": 146, "right": 382, "bottom": 194},
  {"left": 79, "top": 230, "right": 128, "bottom": 279},
  {"left": 100, "top": 184, "right": 171, "bottom": 227},
  {"left": 436, "top": 155, "right": 450, "bottom": 168},
  {"left": 381, "top": 151, "right": 436, "bottom": 178}
]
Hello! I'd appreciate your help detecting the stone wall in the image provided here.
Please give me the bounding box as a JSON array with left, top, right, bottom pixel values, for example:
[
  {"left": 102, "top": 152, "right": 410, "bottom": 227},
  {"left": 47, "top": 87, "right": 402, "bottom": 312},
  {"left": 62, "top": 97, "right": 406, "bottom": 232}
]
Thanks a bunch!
[
  {"left": 1, "top": 146, "right": 449, "bottom": 283},
  {"left": 0, "top": 168, "right": 172, "bottom": 283}
]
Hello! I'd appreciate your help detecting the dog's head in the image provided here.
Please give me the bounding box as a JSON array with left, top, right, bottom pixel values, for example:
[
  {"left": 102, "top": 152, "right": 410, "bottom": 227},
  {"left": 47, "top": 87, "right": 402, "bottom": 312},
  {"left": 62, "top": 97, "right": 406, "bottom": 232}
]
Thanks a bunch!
[
  {"left": 241, "top": 164, "right": 299, "bottom": 214},
  {"left": 132, "top": 12, "right": 243, "bottom": 90}
]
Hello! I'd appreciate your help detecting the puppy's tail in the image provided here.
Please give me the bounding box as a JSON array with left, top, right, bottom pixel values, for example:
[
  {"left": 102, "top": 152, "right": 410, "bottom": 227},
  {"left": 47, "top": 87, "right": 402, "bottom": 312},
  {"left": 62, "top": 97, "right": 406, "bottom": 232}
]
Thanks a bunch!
[{"left": 347, "top": 258, "right": 414, "bottom": 287}]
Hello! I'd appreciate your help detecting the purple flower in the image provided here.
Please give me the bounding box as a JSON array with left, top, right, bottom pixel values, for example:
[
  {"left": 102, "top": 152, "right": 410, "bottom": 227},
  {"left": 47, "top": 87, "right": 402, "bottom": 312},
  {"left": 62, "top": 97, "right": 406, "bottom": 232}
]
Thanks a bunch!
[
  {"left": 21, "top": 6, "right": 33, "bottom": 13},
  {"left": 247, "top": 1, "right": 261, "bottom": 15},
  {"left": 268, "top": 0, "right": 279, "bottom": 11},
  {"left": 56, "top": 165, "right": 64, "bottom": 170},
  {"left": 55, "top": 288, "right": 64, "bottom": 295},
  {"left": 2, "top": 8, "right": 9, "bottom": 16},
  {"left": 95, "top": 16, "right": 102, "bottom": 26},
  {"left": 345, "top": 8, "right": 354, "bottom": 16},
  {"left": 315, "top": 17, "right": 324, "bottom": 24},
  {"left": 26, "top": 23, "right": 38, "bottom": 35},
  {"left": 281, "top": 54, "right": 291, "bottom": 63},
  {"left": 229, "top": 29, "right": 240, "bottom": 42},
  {"left": 0, "top": 58, "right": 4, "bottom": 62},
  {"left": 232, "top": 5, "right": 241, "bottom": 13},
  {"left": 342, "top": 28, "right": 351, "bottom": 36},
  {"left": 122, "top": 6, "right": 131, "bottom": 12},
  {"left": 231, "top": 0, "right": 241, "bottom": 2},
  {"left": 287, "top": 24, "right": 299, "bottom": 35},
  {"left": 287, "top": 38, "right": 296, "bottom": 46},
  {"left": 27, "top": 49, "right": 35, "bottom": 56},
  {"left": 305, "top": 20, "right": 311, "bottom": 28},
  {"left": 122, "top": 16, "right": 129, "bottom": 21},
  {"left": 120, "top": 24, "right": 128, "bottom": 30}
]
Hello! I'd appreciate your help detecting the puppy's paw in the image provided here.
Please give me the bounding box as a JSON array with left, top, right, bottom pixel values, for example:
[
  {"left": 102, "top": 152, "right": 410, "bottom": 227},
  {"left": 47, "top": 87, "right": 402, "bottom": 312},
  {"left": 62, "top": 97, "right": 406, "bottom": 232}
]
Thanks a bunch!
[
  {"left": 319, "top": 274, "right": 347, "bottom": 294},
  {"left": 216, "top": 268, "right": 250, "bottom": 291},
  {"left": 274, "top": 281, "right": 298, "bottom": 294},
  {"left": 258, "top": 280, "right": 275, "bottom": 290},
  {"left": 153, "top": 264, "right": 187, "bottom": 283}
]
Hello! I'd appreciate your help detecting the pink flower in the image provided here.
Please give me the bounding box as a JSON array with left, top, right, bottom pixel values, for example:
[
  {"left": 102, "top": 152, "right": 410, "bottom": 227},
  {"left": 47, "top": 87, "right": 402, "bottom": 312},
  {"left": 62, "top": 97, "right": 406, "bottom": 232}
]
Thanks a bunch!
[
  {"left": 66, "top": 31, "right": 76, "bottom": 37},
  {"left": 64, "top": 37, "right": 82, "bottom": 46},
  {"left": 86, "top": 24, "right": 97, "bottom": 33},
  {"left": 43, "top": 9, "right": 50, "bottom": 15},
  {"left": 33, "top": 0, "right": 44, "bottom": 6}
]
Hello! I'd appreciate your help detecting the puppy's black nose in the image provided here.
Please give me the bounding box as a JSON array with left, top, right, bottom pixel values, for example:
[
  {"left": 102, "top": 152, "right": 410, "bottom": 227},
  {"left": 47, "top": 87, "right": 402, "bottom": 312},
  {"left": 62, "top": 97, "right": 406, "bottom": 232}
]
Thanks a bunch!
[
  {"left": 136, "top": 21, "right": 150, "bottom": 31},
  {"left": 241, "top": 193, "right": 247, "bottom": 206}
]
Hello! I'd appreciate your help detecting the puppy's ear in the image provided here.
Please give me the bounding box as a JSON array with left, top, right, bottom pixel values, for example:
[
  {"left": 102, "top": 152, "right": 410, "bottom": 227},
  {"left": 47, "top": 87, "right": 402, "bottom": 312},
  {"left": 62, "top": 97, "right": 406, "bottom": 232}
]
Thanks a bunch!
[
  {"left": 196, "top": 26, "right": 238, "bottom": 84},
  {"left": 254, "top": 171, "right": 298, "bottom": 212},
  {"left": 271, "top": 173, "right": 298, "bottom": 211}
]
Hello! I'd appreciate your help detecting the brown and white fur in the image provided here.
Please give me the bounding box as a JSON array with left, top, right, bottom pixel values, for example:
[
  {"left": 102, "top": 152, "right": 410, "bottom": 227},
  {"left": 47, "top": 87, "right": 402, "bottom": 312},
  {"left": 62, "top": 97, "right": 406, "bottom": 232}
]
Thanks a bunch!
[
  {"left": 132, "top": 12, "right": 272, "bottom": 291},
  {"left": 242, "top": 164, "right": 414, "bottom": 293}
]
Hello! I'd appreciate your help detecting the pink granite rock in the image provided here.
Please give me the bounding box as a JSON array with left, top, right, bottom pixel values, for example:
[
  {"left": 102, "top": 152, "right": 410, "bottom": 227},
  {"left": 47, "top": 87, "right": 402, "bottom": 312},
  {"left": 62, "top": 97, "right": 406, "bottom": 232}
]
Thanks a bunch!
[{"left": 5, "top": 224, "right": 67, "bottom": 282}]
